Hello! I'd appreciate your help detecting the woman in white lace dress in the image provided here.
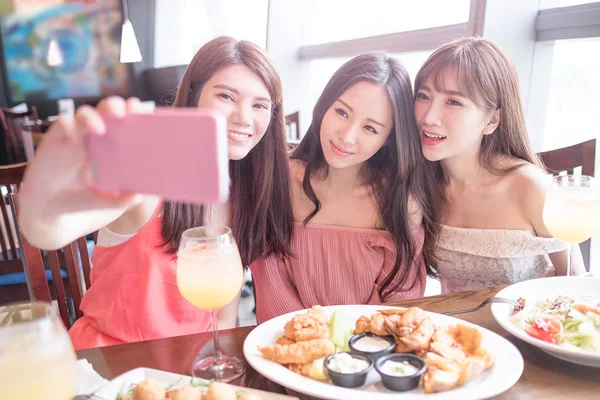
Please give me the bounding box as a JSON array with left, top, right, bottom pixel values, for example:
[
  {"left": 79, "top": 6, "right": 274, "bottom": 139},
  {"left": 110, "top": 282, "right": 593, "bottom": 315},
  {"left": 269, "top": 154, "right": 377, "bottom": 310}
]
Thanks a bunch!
[{"left": 413, "top": 38, "right": 585, "bottom": 293}]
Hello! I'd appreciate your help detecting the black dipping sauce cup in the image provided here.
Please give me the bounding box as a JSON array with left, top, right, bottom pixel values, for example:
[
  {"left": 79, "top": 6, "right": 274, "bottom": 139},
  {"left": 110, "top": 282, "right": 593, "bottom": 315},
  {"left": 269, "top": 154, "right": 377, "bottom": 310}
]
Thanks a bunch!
[
  {"left": 324, "top": 352, "right": 373, "bottom": 388},
  {"left": 348, "top": 333, "right": 396, "bottom": 361},
  {"left": 374, "top": 353, "right": 426, "bottom": 392}
]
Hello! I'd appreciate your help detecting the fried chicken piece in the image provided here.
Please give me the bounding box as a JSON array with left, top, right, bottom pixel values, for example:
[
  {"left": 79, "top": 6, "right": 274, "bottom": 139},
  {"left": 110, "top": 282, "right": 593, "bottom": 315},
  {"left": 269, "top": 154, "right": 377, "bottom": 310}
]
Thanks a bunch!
[
  {"left": 423, "top": 324, "right": 495, "bottom": 392},
  {"left": 378, "top": 307, "right": 409, "bottom": 316},
  {"left": 287, "top": 362, "right": 312, "bottom": 376},
  {"left": 400, "top": 318, "right": 434, "bottom": 351},
  {"left": 283, "top": 305, "right": 329, "bottom": 341},
  {"left": 237, "top": 394, "right": 263, "bottom": 400},
  {"left": 285, "top": 323, "right": 329, "bottom": 342},
  {"left": 206, "top": 382, "right": 237, "bottom": 400},
  {"left": 133, "top": 379, "right": 165, "bottom": 400},
  {"left": 430, "top": 324, "right": 489, "bottom": 364},
  {"left": 258, "top": 338, "right": 335, "bottom": 364},
  {"left": 308, "top": 305, "right": 329, "bottom": 323},
  {"left": 385, "top": 307, "right": 434, "bottom": 352},
  {"left": 354, "top": 313, "right": 389, "bottom": 336},
  {"left": 166, "top": 385, "right": 204, "bottom": 400},
  {"left": 415, "top": 349, "right": 428, "bottom": 358},
  {"left": 354, "top": 316, "right": 371, "bottom": 335},
  {"left": 276, "top": 335, "right": 296, "bottom": 345},
  {"left": 422, "top": 351, "right": 462, "bottom": 393},
  {"left": 355, "top": 307, "right": 434, "bottom": 353},
  {"left": 394, "top": 338, "right": 413, "bottom": 353}
]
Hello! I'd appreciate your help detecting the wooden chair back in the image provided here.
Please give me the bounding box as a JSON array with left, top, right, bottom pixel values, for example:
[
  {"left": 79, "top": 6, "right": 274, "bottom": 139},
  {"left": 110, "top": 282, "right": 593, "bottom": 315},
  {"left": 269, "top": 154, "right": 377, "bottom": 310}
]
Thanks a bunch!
[
  {"left": 10, "top": 193, "right": 93, "bottom": 328},
  {"left": 538, "top": 139, "right": 595, "bottom": 176},
  {"left": 0, "top": 163, "right": 26, "bottom": 269}
]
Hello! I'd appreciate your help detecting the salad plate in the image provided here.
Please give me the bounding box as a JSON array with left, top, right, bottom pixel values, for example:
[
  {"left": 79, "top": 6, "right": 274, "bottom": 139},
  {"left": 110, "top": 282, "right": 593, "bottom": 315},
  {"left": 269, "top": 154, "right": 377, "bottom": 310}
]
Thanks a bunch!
[{"left": 491, "top": 276, "right": 600, "bottom": 367}]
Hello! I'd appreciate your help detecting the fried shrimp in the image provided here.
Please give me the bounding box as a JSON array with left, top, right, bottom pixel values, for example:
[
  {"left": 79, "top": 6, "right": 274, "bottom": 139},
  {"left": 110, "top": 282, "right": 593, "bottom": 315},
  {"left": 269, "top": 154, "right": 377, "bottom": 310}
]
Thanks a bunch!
[
  {"left": 354, "top": 313, "right": 389, "bottom": 336},
  {"left": 384, "top": 307, "right": 435, "bottom": 352},
  {"left": 287, "top": 362, "right": 312, "bottom": 376},
  {"left": 275, "top": 335, "right": 296, "bottom": 346},
  {"left": 258, "top": 338, "right": 335, "bottom": 364}
]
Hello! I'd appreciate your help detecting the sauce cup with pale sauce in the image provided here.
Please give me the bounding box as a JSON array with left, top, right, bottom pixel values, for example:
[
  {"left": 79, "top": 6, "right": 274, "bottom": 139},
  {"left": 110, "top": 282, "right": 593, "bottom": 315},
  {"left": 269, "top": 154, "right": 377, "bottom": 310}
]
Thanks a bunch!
[
  {"left": 374, "top": 353, "right": 426, "bottom": 392},
  {"left": 324, "top": 352, "right": 373, "bottom": 388},
  {"left": 348, "top": 333, "right": 395, "bottom": 361}
]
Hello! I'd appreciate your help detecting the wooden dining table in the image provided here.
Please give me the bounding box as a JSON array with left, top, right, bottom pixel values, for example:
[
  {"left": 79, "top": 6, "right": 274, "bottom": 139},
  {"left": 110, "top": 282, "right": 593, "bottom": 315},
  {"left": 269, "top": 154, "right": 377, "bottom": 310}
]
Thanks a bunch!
[{"left": 77, "top": 285, "right": 600, "bottom": 399}]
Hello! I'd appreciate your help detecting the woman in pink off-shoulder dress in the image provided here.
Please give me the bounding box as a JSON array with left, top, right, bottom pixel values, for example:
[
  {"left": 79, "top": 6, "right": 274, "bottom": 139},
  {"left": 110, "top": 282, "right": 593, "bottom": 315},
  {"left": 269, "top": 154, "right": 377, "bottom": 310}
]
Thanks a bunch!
[{"left": 250, "top": 52, "right": 441, "bottom": 322}]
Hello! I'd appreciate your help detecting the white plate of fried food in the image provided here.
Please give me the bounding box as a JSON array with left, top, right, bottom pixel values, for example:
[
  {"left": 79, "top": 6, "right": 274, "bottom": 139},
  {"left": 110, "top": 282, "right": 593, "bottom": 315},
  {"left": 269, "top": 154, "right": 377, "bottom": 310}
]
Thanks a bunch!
[
  {"left": 93, "top": 367, "right": 296, "bottom": 400},
  {"left": 243, "top": 305, "right": 523, "bottom": 400}
]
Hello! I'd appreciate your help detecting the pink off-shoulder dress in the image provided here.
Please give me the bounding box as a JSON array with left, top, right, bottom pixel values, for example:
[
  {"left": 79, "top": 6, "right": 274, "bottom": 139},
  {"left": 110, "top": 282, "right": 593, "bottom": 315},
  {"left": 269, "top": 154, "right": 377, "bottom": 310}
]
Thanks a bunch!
[{"left": 250, "top": 222, "right": 426, "bottom": 323}]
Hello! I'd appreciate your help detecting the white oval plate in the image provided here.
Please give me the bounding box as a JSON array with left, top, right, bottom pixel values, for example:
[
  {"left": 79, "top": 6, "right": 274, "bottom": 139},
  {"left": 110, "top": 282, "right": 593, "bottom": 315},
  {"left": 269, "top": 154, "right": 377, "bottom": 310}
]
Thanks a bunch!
[
  {"left": 492, "top": 276, "right": 600, "bottom": 368},
  {"left": 93, "top": 367, "right": 291, "bottom": 400},
  {"left": 244, "top": 305, "right": 523, "bottom": 400}
]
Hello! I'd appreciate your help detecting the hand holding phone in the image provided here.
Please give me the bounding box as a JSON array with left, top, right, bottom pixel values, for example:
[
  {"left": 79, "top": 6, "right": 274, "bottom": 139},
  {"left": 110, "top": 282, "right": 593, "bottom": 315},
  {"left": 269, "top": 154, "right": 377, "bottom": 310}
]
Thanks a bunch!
[{"left": 86, "top": 108, "right": 229, "bottom": 204}]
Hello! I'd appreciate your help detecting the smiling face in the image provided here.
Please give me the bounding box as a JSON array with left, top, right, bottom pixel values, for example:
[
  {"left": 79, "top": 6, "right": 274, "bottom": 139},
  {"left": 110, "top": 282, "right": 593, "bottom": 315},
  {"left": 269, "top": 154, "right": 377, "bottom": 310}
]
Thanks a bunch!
[
  {"left": 319, "top": 81, "right": 394, "bottom": 172},
  {"left": 197, "top": 64, "right": 273, "bottom": 160},
  {"left": 414, "top": 68, "right": 500, "bottom": 163}
]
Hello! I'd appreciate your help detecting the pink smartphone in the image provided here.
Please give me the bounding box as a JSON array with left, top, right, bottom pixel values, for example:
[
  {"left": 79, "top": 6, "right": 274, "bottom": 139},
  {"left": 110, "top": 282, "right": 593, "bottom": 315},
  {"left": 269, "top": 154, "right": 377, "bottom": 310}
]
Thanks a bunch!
[{"left": 86, "top": 108, "right": 229, "bottom": 204}]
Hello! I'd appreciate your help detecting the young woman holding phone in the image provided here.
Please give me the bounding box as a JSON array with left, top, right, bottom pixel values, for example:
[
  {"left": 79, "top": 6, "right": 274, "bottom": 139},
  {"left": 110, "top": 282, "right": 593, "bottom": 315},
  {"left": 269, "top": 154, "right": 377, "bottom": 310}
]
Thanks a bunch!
[{"left": 18, "top": 37, "right": 294, "bottom": 349}]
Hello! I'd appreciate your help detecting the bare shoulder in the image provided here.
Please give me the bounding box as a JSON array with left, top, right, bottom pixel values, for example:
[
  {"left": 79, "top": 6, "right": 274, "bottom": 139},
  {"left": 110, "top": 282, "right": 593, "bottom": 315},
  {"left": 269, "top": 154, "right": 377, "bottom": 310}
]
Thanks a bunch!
[
  {"left": 288, "top": 159, "right": 309, "bottom": 201},
  {"left": 288, "top": 158, "right": 306, "bottom": 185},
  {"left": 509, "top": 162, "right": 551, "bottom": 200},
  {"left": 506, "top": 162, "right": 552, "bottom": 229},
  {"left": 288, "top": 158, "right": 314, "bottom": 221}
]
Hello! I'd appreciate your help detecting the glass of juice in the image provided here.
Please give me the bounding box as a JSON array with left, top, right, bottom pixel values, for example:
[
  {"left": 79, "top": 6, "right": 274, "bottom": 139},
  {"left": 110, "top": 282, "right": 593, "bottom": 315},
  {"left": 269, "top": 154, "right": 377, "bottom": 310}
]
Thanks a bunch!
[
  {"left": 0, "top": 302, "right": 77, "bottom": 400},
  {"left": 176, "top": 226, "right": 245, "bottom": 382},
  {"left": 543, "top": 175, "right": 600, "bottom": 276}
]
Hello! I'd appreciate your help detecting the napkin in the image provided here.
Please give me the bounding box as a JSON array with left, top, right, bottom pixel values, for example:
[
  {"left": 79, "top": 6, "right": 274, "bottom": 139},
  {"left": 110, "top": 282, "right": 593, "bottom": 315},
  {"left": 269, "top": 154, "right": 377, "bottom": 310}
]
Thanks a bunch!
[{"left": 76, "top": 359, "right": 109, "bottom": 395}]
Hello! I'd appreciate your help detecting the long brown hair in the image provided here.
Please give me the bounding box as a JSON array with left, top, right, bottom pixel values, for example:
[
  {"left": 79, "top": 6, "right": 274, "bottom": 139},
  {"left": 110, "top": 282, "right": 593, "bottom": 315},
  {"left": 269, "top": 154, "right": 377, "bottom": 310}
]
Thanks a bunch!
[
  {"left": 414, "top": 37, "right": 543, "bottom": 177},
  {"left": 291, "top": 52, "right": 440, "bottom": 299},
  {"left": 161, "top": 36, "right": 293, "bottom": 266}
]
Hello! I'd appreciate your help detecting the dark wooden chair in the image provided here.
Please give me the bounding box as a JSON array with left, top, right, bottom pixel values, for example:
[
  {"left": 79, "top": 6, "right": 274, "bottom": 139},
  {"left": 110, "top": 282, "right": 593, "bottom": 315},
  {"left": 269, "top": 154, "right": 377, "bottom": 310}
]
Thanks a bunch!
[
  {"left": 0, "top": 106, "right": 41, "bottom": 164},
  {"left": 0, "top": 163, "right": 90, "bottom": 314},
  {"left": 0, "top": 163, "right": 29, "bottom": 305},
  {"left": 538, "top": 139, "right": 596, "bottom": 269},
  {"left": 285, "top": 111, "right": 300, "bottom": 149},
  {"left": 538, "top": 139, "right": 596, "bottom": 176},
  {"left": 10, "top": 193, "right": 93, "bottom": 328}
]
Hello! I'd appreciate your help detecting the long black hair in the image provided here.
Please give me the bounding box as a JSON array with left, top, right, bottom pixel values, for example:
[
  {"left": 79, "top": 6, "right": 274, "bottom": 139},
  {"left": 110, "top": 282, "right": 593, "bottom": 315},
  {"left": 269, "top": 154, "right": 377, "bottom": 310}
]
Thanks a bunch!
[
  {"left": 291, "top": 51, "right": 440, "bottom": 298},
  {"left": 161, "top": 37, "right": 294, "bottom": 266}
]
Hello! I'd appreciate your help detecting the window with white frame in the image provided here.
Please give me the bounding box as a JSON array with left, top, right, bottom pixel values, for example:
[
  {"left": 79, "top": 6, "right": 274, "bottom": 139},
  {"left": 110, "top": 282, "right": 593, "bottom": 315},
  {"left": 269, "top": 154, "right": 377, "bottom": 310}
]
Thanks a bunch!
[
  {"left": 270, "top": 0, "right": 486, "bottom": 136},
  {"left": 540, "top": 0, "right": 600, "bottom": 9},
  {"left": 529, "top": 1, "right": 600, "bottom": 152},
  {"left": 308, "top": 51, "right": 432, "bottom": 112},
  {"left": 530, "top": 1, "right": 600, "bottom": 272},
  {"left": 540, "top": 37, "right": 600, "bottom": 151},
  {"left": 303, "top": 0, "right": 471, "bottom": 46},
  {"left": 154, "top": 0, "right": 269, "bottom": 68}
]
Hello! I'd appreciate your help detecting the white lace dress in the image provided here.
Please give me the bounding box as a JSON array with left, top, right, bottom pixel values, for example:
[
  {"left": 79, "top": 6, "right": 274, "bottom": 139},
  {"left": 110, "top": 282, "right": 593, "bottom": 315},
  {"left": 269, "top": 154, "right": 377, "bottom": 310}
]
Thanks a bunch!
[{"left": 434, "top": 225, "right": 567, "bottom": 293}]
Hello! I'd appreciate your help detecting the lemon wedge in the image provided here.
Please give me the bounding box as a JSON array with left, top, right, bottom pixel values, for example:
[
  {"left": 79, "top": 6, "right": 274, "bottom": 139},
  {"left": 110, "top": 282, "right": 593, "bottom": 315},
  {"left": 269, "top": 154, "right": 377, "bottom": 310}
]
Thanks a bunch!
[{"left": 308, "top": 358, "right": 328, "bottom": 381}]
